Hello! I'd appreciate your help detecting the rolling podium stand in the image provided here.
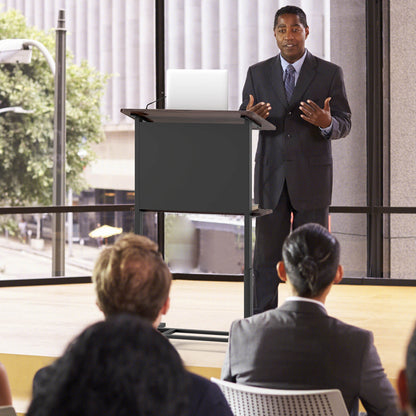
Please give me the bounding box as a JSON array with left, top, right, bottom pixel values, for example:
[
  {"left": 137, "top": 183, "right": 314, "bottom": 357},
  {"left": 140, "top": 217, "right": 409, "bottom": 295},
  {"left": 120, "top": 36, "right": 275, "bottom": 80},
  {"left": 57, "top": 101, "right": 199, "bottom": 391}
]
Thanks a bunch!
[{"left": 121, "top": 109, "right": 275, "bottom": 341}]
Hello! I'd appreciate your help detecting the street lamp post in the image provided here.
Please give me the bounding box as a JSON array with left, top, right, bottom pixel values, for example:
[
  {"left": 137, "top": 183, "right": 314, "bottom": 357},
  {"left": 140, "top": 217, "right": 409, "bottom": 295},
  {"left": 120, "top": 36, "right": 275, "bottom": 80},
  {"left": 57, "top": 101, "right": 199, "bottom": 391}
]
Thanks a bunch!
[
  {"left": 52, "top": 10, "right": 66, "bottom": 276},
  {"left": 0, "top": 10, "right": 67, "bottom": 276}
]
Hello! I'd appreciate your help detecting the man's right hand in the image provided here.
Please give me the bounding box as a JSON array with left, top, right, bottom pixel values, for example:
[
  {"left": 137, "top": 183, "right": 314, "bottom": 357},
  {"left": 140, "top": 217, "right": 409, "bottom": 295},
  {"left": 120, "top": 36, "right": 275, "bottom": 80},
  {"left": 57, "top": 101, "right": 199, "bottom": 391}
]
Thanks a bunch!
[{"left": 246, "top": 94, "right": 271, "bottom": 119}]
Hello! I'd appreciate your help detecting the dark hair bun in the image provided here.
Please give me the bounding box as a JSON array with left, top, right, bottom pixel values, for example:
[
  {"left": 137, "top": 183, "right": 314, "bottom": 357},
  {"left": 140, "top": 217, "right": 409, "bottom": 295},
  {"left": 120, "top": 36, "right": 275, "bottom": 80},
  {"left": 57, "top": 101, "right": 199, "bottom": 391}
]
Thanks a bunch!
[
  {"left": 298, "top": 255, "right": 318, "bottom": 283},
  {"left": 282, "top": 223, "right": 340, "bottom": 297}
]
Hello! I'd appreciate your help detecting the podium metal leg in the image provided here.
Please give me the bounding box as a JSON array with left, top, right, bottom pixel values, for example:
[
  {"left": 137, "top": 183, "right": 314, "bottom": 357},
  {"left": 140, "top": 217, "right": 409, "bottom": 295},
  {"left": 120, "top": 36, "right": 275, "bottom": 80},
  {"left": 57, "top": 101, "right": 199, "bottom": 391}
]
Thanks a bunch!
[
  {"left": 157, "top": 212, "right": 165, "bottom": 257},
  {"left": 244, "top": 213, "right": 253, "bottom": 317},
  {"left": 135, "top": 209, "right": 144, "bottom": 235}
]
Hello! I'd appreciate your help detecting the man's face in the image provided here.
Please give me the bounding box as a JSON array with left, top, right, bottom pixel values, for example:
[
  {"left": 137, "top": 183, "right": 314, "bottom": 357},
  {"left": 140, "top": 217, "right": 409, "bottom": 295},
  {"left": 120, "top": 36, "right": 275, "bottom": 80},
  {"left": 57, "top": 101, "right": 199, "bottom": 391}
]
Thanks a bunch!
[{"left": 274, "top": 13, "right": 309, "bottom": 63}]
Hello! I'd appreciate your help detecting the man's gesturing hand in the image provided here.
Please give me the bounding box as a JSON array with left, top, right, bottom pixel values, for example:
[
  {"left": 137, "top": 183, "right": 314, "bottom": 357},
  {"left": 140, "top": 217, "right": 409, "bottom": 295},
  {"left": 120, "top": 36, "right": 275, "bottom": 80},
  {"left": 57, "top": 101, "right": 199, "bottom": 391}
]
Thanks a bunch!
[
  {"left": 246, "top": 94, "right": 271, "bottom": 119},
  {"left": 299, "top": 97, "right": 332, "bottom": 128}
]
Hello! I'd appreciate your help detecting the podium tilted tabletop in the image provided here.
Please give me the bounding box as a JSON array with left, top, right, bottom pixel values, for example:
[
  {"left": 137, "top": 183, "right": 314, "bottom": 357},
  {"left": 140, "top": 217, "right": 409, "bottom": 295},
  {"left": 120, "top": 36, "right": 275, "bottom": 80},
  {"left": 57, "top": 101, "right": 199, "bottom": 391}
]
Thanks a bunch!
[{"left": 121, "top": 109, "right": 275, "bottom": 321}]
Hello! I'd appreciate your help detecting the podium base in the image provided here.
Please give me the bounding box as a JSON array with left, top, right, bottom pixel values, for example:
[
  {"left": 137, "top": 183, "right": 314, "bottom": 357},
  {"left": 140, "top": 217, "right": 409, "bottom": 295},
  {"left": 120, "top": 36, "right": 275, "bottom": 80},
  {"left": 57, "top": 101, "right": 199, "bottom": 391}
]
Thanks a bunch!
[
  {"left": 158, "top": 322, "right": 228, "bottom": 343},
  {"left": 158, "top": 324, "right": 229, "bottom": 342},
  {"left": 251, "top": 205, "right": 273, "bottom": 217}
]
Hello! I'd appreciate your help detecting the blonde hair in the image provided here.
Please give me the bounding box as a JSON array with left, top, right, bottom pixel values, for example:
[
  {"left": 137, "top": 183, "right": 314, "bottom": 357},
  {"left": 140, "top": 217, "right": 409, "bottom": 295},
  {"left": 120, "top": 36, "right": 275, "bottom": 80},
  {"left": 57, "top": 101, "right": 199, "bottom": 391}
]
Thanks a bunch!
[{"left": 92, "top": 233, "right": 171, "bottom": 322}]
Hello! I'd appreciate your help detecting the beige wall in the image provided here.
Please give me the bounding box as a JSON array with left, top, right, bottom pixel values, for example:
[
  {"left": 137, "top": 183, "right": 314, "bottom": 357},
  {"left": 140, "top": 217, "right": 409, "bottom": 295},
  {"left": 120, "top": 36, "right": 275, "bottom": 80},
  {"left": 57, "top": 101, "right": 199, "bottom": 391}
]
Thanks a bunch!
[
  {"left": 390, "top": 1, "right": 416, "bottom": 278},
  {"left": 330, "top": 0, "right": 367, "bottom": 276},
  {"left": 329, "top": 1, "right": 416, "bottom": 279}
]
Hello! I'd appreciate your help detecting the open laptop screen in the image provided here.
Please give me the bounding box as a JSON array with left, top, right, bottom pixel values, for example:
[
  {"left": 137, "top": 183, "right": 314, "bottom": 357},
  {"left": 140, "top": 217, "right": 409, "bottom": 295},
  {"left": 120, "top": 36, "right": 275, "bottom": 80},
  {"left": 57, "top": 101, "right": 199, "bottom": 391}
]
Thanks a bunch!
[{"left": 166, "top": 69, "right": 228, "bottom": 110}]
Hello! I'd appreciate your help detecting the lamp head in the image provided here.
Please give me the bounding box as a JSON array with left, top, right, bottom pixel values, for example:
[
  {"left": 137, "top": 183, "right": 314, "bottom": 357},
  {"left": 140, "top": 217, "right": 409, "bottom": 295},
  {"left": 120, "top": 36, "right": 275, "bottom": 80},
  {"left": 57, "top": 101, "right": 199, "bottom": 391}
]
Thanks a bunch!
[{"left": 0, "top": 39, "right": 32, "bottom": 64}]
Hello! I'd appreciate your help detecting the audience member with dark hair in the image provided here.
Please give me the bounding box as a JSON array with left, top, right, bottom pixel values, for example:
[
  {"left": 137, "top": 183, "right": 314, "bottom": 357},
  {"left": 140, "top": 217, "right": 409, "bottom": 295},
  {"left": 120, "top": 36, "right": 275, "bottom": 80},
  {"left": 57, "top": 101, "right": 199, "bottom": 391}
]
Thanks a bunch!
[
  {"left": 33, "top": 233, "right": 234, "bottom": 416},
  {"left": 0, "top": 362, "right": 12, "bottom": 406},
  {"left": 222, "top": 223, "right": 398, "bottom": 416},
  {"left": 398, "top": 325, "right": 416, "bottom": 415},
  {"left": 28, "top": 315, "right": 189, "bottom": 416}
]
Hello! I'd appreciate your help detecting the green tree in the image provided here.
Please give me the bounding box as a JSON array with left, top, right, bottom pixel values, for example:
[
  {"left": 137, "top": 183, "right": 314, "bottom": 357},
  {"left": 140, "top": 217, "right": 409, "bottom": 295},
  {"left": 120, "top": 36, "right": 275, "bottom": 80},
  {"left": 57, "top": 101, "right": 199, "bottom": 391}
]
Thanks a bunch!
[{"left": 0, "top": 8, "right": 109, "bottom": 206}]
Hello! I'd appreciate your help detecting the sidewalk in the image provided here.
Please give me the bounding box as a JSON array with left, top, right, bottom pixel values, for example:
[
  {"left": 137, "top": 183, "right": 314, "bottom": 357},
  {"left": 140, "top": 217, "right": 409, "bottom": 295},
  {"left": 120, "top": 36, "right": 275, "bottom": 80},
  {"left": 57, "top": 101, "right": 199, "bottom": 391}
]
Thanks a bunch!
[{"left": 0, "top": 235, "right": 102, "bottom": 278}]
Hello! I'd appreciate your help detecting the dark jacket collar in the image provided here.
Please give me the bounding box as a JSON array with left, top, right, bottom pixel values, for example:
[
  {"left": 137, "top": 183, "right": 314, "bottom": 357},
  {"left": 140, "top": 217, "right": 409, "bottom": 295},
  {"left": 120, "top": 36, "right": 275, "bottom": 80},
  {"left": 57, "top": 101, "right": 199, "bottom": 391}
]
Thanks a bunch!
[{"left": 278, "top": 298, "right": 328, "bottom": 315}]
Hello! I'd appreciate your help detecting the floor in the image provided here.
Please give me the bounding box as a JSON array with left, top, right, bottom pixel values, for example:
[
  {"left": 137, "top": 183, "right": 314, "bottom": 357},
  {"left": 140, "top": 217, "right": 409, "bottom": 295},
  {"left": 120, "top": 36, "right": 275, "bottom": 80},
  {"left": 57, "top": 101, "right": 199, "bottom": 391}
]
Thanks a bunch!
[{"left": 0, "top": 280, "right": 415, "bottom": 413}]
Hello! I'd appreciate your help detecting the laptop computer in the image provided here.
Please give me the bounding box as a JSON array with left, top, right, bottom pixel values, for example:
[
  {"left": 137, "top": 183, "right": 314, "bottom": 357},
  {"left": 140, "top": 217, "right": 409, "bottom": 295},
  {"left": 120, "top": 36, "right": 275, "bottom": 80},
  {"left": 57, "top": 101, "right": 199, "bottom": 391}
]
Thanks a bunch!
[{"left": 166, "top": 69, "right": 228, "bottom": 110}]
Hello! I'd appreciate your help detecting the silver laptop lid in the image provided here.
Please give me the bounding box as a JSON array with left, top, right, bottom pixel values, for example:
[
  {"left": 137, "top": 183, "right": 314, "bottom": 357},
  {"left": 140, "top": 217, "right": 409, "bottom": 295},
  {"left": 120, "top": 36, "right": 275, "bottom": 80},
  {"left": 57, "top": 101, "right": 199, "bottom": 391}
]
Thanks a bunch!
[{"left": 166, "top": 69, "right": 228, "bottom": 110}]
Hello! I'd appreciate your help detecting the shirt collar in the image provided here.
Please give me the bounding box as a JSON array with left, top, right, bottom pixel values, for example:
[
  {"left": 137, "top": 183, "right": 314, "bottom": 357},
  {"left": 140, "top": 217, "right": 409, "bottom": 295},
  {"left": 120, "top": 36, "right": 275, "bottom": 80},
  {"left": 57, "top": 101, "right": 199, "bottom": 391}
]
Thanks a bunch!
[
  {"left": 280, "top": 49, "right": 307, "bottom": 74},
  {"left": 285, "top": 296, "right": 327, "bottom": 312}
]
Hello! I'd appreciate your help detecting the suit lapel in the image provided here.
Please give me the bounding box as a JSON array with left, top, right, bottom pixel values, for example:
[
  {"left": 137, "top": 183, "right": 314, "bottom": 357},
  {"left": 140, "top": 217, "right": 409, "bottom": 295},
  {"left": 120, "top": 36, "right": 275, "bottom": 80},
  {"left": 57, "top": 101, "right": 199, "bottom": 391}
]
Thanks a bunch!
[
  {"left": 269, "top": 55, "right": 289, "bottom": 108},
  {"left": 289, "top": 50, "right": 317, "bottom": 107}
]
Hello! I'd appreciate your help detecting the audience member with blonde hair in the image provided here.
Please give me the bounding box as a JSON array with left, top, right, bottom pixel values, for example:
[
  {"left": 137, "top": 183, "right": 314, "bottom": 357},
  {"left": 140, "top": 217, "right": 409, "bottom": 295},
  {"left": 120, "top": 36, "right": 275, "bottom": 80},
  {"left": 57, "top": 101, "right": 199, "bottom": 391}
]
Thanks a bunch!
[
  {"left": 92, "top": 232, "right": 171, "bottom": 325},
  {"left": 33, "top": 233, "right": 233, "bottom": 416},
  {"left": 222, "top": 223, "right": 398, "bottom": 416}
]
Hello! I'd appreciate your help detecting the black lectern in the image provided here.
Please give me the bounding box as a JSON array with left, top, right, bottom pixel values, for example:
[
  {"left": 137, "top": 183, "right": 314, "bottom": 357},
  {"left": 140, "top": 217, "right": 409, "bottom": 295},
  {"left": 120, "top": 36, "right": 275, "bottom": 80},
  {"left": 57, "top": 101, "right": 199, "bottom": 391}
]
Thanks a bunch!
[{"left": 121, "top": 109, "right": 275, "bottom": 318}]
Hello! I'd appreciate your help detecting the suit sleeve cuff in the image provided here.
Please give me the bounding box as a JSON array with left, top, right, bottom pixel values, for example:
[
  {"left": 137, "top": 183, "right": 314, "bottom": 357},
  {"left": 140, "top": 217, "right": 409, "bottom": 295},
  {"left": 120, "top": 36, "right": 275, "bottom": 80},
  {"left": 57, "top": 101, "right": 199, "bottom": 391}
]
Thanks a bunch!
[{"left": 320, "top": 119, "right": 333, "bottom": 138}]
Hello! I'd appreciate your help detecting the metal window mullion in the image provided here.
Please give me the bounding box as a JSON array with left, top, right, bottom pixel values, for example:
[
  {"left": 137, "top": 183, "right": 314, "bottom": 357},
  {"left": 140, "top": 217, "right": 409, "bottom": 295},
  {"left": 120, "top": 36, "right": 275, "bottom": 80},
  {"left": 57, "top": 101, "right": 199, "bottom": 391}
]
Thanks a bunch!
[{"left": 366, "top": 0, "right": 385, "bottom": 277}]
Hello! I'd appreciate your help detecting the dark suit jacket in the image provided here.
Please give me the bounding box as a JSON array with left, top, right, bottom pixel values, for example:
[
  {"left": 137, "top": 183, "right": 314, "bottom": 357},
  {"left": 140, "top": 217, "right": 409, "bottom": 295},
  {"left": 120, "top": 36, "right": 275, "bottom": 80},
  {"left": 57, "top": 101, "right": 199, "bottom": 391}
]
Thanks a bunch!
[
  {"left": 221, "top": 300, "right": 398, "bottom": 416},
  {"left": 187, "top": 372, "right": 234, "bottom": 416},
  {"left": 240, "top": 51, "right": 351, "bottom": 210}
]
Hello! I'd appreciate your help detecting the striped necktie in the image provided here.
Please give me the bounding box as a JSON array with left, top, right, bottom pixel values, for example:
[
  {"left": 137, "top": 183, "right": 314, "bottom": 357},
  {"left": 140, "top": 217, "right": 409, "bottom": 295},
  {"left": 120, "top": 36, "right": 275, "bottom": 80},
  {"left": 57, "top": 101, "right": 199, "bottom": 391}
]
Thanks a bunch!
[{"left": 284, "top": 64, "right": 296, "bottom": 101}]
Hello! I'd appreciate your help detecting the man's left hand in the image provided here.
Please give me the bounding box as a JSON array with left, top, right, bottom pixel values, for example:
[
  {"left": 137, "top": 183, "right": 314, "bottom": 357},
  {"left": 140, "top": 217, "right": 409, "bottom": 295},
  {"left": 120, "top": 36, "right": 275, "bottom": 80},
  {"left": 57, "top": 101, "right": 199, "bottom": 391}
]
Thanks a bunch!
[{"left": 299, "top": 97, "right": 332, "bottom": 128}]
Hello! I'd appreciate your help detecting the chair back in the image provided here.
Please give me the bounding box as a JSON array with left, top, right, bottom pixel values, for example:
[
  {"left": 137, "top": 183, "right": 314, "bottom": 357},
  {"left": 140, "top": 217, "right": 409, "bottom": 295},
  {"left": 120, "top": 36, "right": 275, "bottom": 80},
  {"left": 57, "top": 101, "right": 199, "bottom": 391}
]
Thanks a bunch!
[
  {"left": 0, "top": 406, "right": 17, "bottom": 416},
  {"left": 211, "top": 378, "right": 349, "bottom": 416}
]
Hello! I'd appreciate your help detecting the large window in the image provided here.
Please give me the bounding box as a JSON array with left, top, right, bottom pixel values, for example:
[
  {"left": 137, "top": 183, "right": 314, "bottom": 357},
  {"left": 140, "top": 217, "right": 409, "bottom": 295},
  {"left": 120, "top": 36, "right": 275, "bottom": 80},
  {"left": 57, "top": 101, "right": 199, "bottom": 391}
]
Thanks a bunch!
[
  {"left": 1, "top": 0, "right": 416, "bottom": 282},
  {"left": 162, "top": 0, "right": 369, "bottom": 278}
]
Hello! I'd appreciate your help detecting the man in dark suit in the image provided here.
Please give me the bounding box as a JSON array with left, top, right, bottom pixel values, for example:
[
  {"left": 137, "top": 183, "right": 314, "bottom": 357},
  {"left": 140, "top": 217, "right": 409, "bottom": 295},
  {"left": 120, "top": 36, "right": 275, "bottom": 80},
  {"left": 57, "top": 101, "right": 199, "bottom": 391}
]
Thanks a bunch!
[
  {"left": 221, "top": 224, "right": 398, "bottom": 416},
  {"left": 242, "top": 5, "right": 351, "bottom": 313}
]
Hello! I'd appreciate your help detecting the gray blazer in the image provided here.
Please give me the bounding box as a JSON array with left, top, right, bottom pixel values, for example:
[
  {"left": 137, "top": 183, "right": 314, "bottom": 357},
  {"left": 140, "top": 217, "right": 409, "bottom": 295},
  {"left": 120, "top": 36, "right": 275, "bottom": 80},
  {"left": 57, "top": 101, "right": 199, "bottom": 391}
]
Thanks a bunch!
[
  {"left": 240, "top": 51, "right": 351, "bottom": 211},
  {"left": 221, "top": 301, "right": 398, "bottom": 416}
]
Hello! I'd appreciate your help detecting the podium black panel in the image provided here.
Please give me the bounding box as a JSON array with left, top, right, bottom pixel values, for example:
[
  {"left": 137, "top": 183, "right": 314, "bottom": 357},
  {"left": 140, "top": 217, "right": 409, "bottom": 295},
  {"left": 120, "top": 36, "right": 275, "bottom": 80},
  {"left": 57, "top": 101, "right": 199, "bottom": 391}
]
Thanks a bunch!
[{"left": 136, "top": 122, "right": 250, "bottom": 214}]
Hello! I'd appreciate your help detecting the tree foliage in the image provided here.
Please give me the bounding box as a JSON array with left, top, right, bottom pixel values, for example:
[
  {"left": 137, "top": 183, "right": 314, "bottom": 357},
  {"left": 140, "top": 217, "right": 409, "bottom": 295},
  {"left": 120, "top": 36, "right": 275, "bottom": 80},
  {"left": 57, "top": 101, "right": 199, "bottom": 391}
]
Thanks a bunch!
[{"left": 0, "top": 8, "right": 109, "bottom": 206}]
